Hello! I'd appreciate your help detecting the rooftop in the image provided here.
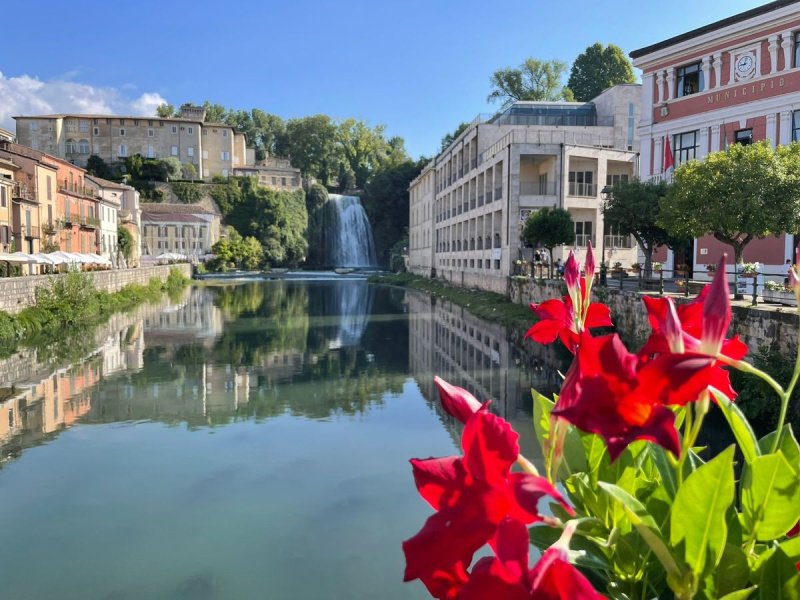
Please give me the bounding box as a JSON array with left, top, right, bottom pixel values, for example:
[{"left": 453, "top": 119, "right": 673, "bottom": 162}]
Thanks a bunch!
[
  {"left": 630, "top": 0, "right": 800, "bottom": 58},
  {"left": 140, "top": 202, "right": 219, "bottom": 215},
  {"left": 85, "top": 175, "right": 134, "bottom": 191},
  {"left": 141, "top": 212, "right": 208, "bottom": 224}
]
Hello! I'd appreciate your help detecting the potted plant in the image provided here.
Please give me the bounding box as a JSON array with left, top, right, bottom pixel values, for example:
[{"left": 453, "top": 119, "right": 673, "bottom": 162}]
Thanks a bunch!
[
  {"left": 652, "top": 261, "right": 663, "bottom": 272},
  {"left": 740, "top": 262, "right": 760, "bottom": 277},
  {"left": 762, "top": 279, "right": 797, "bottom": 306},
  {"left": 631, "top": 263, "right": 642, "bottom": 273},
  {"left": 706, "top": 263, "right": 717, "bottom": 274}
]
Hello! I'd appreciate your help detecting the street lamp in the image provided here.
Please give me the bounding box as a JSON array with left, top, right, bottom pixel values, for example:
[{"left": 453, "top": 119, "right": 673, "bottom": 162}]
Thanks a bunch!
[{"left": 599, "top": 185, "right": 612, "bottom": 286}]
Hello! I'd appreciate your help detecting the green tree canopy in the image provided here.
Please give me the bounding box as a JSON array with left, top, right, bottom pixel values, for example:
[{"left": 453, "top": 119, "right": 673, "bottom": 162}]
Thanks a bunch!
[
  {"left": 362, "top": 159, "right": 426, "bottom": 266},
  {"left": 278, "top": 115, "right": 340, "bottom": 186},
  {"left": 521, "top": 207, "right": 575, "bottom": 273},
  {"left": 488, "top": 59, "right": 571, "bottom": 109},
  {"left": 604, "top": 179, "right": 673, "bottom": 276},
  {"left": 86, "top": 155, "right": 112, "bottom": 179},
  {"left": 567, "top": 43, "right": 636, "bottom": 102},
  {"left": 660, "top": 141, "right": 800, "bottom": 286},
  {"left": 155, "top": 103, "right": 175, "bottom": 118},
  {"left": 117, "top": 225, "right": 134, "bottom": 260},
  {"left": 161, "top": 157, "right": 182, "bottom": 181}
]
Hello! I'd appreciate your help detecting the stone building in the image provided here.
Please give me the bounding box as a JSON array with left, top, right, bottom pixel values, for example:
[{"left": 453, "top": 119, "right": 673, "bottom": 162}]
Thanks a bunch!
[
  {"left": 632, "top": 0, "right": 800, "bottom": 275},
  {"left": 408, "top": 85, "right": 641, "bottom": 293},
  {"left": 140, "top": 203, "right": 221, "bottom": 261},
  {"left": 232, "top": 157, "right": 302, "bottom": 190},
  {"left": 13, "top": 104, "right": 250, "bottom": 181}
]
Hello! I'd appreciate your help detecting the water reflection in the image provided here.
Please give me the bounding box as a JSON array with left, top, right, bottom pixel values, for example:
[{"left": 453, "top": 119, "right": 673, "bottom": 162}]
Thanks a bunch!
[{"left": 0, "top": 281, "right": 404, "bottom": 463}]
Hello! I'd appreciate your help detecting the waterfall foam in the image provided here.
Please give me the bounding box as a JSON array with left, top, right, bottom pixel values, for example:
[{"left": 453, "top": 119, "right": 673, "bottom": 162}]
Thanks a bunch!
[{"left": 326, "top": 194, "right": 377, "bottom": 268}]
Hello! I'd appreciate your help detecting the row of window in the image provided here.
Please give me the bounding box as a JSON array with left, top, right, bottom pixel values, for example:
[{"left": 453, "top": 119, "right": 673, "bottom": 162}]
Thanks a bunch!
[
  {"left": 672, "top": 32, "right": 800, "bottom": 100},
  {"left": 116, "top": 144, "right": 230, "bottom": 160},
  {"left": 61, "top": 118, "right": 232, "bottom": 135},
  {"left": 439, "top": 257, "right": 502, "bottom": 271}
]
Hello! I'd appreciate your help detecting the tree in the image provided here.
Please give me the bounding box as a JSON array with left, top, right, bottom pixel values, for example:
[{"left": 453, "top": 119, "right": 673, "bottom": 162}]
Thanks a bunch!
[
  {"left": 488, "top": 59, "right": 571, "bottom": 109},
  {"left": 337, "top": 119, "right": 395, "bottom": 189},
  {"left": 155, "top": 103, "right": 175, "bottom": 118},
  {"left": 440, "top": 122, "right": 470, "bottom": 152},
  {"left": 202, "top": 100, "right": 227, "bottom": 123},
  {"left": 362, "top": 159, "right": 426, "bottom": 266},
  {"left": 118, "top": 226, "right": 134, "bottom": 261},
  {"left": 604, "top": 179, "right": 673, "bottom": 276},
  {"left": 182, "top": 163, "right": 197, "bottom": 182},
  {"left": 661, "top": 141, "right": 800, "bottom": 296},
  {"left": 567, "top": 43, "right": 636, "bottom": 102},
  {"left": 521, "top": 208, "right": 575, "bottom": 276},
  {"left": 125, "top": 154, "right": 145, "bottom": 180},
  {"left": 279, "top": 115, "right": 340, "bottom": 185},
  {"left": 161, "top": 157, "right": 182, "bottom": 181},
  {"left": 86, "top": 155, "right": 112, "bottom": 178}
]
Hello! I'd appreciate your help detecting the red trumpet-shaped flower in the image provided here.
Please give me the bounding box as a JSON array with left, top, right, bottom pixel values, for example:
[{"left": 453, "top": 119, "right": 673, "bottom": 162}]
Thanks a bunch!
[
  {"left": 458, "top": 519, "right": 604, "bottom": 600},
  {"left": 527, "top": 248, "right": 611, "bottom": 353},
  {"left": 403, "top": 399, "right": 573, "bottom": 597},
  {"left": 554, "top": 331, "right": 727, "bottom": 460},
  {"left": 435, "top": 376, "right": 482, "bottom": 424}
]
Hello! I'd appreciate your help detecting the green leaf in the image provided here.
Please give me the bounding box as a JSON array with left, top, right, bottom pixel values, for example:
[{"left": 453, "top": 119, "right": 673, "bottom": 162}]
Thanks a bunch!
[
  {"left": 532, "top": 389, "right": 553, "bottom": 453},
  {"left": 670, "top": 445, "right": 735, "bottom": 578},
  {"left": 719, "top": 588, "right": 757, "bottom": 600},
  {"left": 713, "top": 389, "right": 761, "bottom": 464},
  {"left": 742, "top": 450, "right": 800, "bottom": 541},
  {"left": 757, "top": 545, "right": 800, "bottom": 600},
  {"left": 528, "top": 523, "right": 611, "bottom": 572},
  {"left": 651, "top": 444, "right": 679, "bottom": 499},
  {"left": 759, "top": 425, "right": 800, "bottom": 471},
  {"left": 598, "top": 482, "right": 685, "bottom": 581}
]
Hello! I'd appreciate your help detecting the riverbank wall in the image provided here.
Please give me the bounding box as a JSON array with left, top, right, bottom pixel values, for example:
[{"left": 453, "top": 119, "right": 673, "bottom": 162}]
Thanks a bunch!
[
  {"left": 509, "top": 278, "right": 798, "bottom": 355},
  {"left": 0, "top": 264, "right": 192, "bottom": 315}
]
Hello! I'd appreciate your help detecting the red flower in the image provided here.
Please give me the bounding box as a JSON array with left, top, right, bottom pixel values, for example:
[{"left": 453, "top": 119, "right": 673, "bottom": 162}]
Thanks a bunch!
[
  {"left": 435, "top": 377, "right": 482, "bottom": 424},
  {"left": 527, "top": 248, "right": 611, "bottom": 354},
  {"left": 527, "top": 294, "right": 611, "bottom": 353},
  {"left": 555, "top": 332, "right": 725, "bottom": 460},
  {"left": 640, "top": 255, "right": 747, "bottom": 364},
  {"left": 458, "top": 519, "right": 604, "bottom": 600},
  {"left": 403, "top": 406, "right": 572, "bottom": 596}
]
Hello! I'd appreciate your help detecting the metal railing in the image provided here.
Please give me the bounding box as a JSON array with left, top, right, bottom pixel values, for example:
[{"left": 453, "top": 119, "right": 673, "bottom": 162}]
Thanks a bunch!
[
  {"left": 574, "top": 234, "right": 594, "bottom": 247},
  {"left": 568, "top": 182, "right": 597, "bottom": 197},
  {"left": 603, "top": 234, "right": 634, "bottom": 249},
  {"left": 520, "top": 181, "right": 557, "bottom": 195}
]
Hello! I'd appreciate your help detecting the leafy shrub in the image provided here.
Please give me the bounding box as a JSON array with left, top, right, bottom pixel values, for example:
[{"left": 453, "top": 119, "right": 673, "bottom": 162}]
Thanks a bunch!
[{"left": 171, "top": 182, "right": 202, "bottom": 203}]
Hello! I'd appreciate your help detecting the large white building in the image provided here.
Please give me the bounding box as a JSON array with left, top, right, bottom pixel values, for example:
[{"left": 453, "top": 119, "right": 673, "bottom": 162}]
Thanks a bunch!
[{"left": 408, "top": 85, "right": 641, "bottom": 293}]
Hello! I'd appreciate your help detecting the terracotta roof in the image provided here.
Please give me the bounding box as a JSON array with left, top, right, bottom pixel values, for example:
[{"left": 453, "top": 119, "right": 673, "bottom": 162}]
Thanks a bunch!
[{"left": 630, "top": 0, "right": 800, "bottom": 59}]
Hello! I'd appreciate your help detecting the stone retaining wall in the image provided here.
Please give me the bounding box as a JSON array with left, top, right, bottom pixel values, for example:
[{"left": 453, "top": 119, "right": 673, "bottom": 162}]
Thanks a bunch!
[
  {"left": 0, "top": 264, "right": 192, "bottom": 315},
  {"left": 508, "top": 278, "right": 798, "bottom": 356}
]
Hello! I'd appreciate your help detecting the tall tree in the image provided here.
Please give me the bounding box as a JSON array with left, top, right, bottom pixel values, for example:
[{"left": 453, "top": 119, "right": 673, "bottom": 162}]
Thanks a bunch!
[
  {"left": 661, "top": 141, "right": 800, "bottom": 296},
  {"left": 604, "top": 179, "right": 672, "bottom": 276},
  {"left": 567, "top": 43, "right": 636, "bottom": 102},
  {"left": 155, "top": 103, "right": 175, "bottom": 118},
  {"left": 279, "top": 115, "right": 340, "bottom": 185},
  {"left": 337, "top": 119, "right": 388, "bottom": 189},
  {"left": 362, "top": 159, "right": 425, "bottom": 266},
  {"left": 487, "top": 59, "right": 571, "bottom": 109},
  {"left": 202, "top": 100, "right": 227, "bottom": 123},
  {"left": 521, "top": 207, "right": 575, "bottom": 276}
]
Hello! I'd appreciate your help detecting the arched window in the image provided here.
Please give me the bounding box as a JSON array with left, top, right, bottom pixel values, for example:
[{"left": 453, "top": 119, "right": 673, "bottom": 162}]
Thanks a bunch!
[
  {"left": 78, "top": 139, "right": 89, "bottom": 154},
  {"left": 65, "top": 139, "right": 77, "bottom": 153}
]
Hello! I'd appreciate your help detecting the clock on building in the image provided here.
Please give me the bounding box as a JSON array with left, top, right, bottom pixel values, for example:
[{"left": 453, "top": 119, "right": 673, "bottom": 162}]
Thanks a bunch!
[{"left": 735, "top": 53, "right": 756, "bottom": 78}]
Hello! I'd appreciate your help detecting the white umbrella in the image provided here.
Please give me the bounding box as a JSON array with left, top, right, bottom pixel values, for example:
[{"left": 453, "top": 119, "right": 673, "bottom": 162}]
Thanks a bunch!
[
  {"left": 40, "top": 253, "right": 70, "bottom": 265},
  {"left": 10, "top": 252, "right": 47, "bottom": 264},
  {"left": 49, "top": 251, "right": 81, "bottom": 264}
]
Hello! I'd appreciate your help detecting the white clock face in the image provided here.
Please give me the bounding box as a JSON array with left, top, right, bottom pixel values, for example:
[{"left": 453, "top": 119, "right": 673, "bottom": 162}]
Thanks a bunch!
[{"left": 737, "top": 54, "right": 755, "bottom": 75}]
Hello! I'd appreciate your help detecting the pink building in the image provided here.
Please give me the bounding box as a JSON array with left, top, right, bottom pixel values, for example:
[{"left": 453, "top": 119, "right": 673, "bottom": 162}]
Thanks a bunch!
[{"left": 631, "top": 0, "right": 800, "bottom": 274}]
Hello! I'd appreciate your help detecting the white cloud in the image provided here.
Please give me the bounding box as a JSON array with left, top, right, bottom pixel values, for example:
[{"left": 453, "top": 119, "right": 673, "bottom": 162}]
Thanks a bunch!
[{"left": 0, "top": 71, "right": 169, "bottom": 131}]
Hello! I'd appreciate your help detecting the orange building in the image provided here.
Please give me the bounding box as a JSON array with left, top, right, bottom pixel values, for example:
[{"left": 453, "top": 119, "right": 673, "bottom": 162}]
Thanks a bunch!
[{"left": 52, "top": 157, "right": 100, "bottom": 254}]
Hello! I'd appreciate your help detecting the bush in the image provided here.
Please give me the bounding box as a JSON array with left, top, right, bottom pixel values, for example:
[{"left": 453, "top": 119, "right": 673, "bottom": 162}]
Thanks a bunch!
[{"left": 171, "top": 182, "right": 202, "bottom": 203}]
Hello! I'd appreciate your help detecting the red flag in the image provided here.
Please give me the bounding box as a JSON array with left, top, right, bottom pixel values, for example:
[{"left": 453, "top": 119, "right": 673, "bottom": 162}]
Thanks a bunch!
[{"left": 663, "top": 135, "right": 675, "bottom": 174}]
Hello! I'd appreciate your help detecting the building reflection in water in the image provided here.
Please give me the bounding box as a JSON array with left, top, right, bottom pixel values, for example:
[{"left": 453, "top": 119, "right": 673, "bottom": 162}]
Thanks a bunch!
[
  {"left": 0, "top": 281, "right": 399, "bottom": 463},
  {"left": 406, "top": 289, "right": 565, "bottom": 459}
]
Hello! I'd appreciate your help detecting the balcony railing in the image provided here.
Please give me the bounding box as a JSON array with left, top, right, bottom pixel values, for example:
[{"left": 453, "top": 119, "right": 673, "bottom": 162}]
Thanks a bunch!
[
  {"left": 520, "top": 182, "right": 557, "bottom": 195},
  {"left": 13, "top": 183, "right": 36, "bottom": 201},
  {"left": 59, "top": 181, "right": 96, "bottom": 198},
  {"left": 604, "top": 234, "right": 634, "bottom": 249},
  {"left": 80, "top": 216, "right": 100, "bottom": 229},
  {"left": 41, "top": 223, "right": 57, "bottom": 236},
  {"left": 568, "top": 182, "right": 597, "bottom": 197},
  {"left": 574, "top": 234, "right": 595, "bottom": 248}
]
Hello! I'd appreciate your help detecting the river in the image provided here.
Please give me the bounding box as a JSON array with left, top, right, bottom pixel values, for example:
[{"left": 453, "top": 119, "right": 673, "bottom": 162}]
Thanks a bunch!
[{"left": 0, "top": 278, "right": 563, "bottom": 600}]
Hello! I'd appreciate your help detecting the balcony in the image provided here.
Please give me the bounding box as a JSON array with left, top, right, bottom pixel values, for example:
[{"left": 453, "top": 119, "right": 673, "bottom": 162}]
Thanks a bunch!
[
  {"left": 12, "top": 183, "right": 35, "bottom": 202},
  {"left": 25, "top": 226, "right": 40, "bottom": 239},
  {"left": 574, "top": 234, "right": 595, "bottom": 247},
  {"left": 568, "top": 182, "right": 597, "bottom": 197},
  {"left": 59, "top": 181, "right": 97, "bottom": 199},
  {"left": 41, "top": 223, "right": 57, "bottom": 236},
  {"left": 604, "top": 234, "right": 634, "bottom": 249},
  {"left": 520, "top": 182, "right": 557, "bottom": 196},
  {"left": 80, "top": 216, "right": 100, "bottom": 230}
]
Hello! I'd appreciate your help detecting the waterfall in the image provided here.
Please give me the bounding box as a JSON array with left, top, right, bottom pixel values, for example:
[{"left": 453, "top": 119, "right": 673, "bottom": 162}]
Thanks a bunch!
[
  {"left": 325, "top": 194, "right": 377, "bottom": 268},
  {"left": 327, "top": 281, "right": 374, "bottom": 348}
]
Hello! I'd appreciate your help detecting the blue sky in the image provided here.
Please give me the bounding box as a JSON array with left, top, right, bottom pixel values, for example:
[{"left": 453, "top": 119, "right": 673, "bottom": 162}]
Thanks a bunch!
[{"left": 0, "top": 0, "right": 767, "bottom": 158}]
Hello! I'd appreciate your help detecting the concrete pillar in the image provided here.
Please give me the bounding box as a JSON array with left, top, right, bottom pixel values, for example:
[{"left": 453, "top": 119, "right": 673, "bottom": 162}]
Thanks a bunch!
[
  {"left": 710, "top": 124, "right": 721, "bottom": 152},
  {"left": 768, "top": 34, "right": 780, "bottom": 73},
  {"left": 766, "top": 113, "right": 778, "bottom": 147},
  {"left": 712, "top": 53, "right": 723, "bottom": 88},
  {"left": 781, "top": 31, "right": 794, "bottom": 71}
]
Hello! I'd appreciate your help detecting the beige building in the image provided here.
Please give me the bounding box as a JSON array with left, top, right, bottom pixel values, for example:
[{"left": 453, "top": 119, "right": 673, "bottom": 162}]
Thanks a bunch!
[
  {"left": 140, "top": 203, "right": 221, "bottom": 260},
  {"left": 408, "top": 84, "right": 641, "bottom": 293},
  {"left": 232, "top": 157, "right": 302, "bottom": 190},
  {"left": 14, "top": 104, "right": 251, "bottom": 182}
]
